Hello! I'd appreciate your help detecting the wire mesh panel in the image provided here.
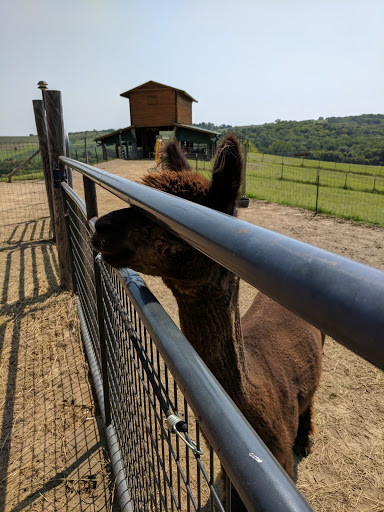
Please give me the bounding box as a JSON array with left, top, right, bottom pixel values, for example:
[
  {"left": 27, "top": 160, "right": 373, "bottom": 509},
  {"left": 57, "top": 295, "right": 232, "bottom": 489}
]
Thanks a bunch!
[
  {"left": 0, "top": 144, "right": 52, "bottom": 244},
  {"left": 98, "top": 259, "right": 226, "bottom": 512}
]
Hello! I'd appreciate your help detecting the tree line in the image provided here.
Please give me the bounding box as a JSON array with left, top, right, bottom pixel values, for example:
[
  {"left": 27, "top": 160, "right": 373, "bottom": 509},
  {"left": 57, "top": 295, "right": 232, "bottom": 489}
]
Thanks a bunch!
[{"left": 194, "top": 114, "right": 384, "bottom": 166}]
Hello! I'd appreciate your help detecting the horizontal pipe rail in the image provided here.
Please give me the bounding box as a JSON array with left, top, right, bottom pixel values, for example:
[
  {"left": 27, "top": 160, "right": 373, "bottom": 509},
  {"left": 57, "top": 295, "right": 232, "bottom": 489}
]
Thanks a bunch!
[{"left": 59, "top": 156, "right": 384, "bottom": 370}]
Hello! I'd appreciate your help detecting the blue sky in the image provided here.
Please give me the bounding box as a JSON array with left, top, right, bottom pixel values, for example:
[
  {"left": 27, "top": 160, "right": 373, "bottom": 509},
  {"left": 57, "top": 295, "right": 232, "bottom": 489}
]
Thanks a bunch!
[{"left": 1, "top": 0, "right": 383, "bottom": 135}]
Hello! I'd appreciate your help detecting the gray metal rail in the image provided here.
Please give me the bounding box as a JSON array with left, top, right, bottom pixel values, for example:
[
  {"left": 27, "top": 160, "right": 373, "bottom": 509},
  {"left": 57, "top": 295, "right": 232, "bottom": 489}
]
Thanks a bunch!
[{"left": 60, "top": 156, "right": 384, "bottom": 370}]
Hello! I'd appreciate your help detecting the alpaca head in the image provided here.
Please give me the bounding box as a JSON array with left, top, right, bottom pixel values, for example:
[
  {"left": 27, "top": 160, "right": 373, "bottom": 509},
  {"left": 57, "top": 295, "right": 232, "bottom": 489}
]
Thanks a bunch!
[{"left": 91, "top": 134, "right": 243, "bottom": 281}]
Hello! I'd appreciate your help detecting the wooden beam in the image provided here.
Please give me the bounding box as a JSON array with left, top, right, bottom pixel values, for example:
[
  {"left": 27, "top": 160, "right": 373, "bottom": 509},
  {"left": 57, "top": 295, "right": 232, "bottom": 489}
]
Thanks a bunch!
[
  {"left": 7, "top": 149, "right": 40, "bottom": 182},
  {"left": 33, "top": 99, "right": 56, "bottom": 238}
]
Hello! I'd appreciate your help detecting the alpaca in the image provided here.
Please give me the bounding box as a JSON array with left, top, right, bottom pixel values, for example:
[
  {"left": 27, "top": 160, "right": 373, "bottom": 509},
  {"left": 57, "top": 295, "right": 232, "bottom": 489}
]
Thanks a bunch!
[{"left": 91, "top": 134, "right": 323, "bottom": 508}]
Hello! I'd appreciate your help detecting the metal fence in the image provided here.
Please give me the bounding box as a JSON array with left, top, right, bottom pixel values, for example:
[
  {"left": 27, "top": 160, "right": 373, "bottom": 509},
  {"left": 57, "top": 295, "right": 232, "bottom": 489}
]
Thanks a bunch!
[
  {"left": 63, "top": 179, "right": 315, "bottom": 511},
  {"left": 189, "top": 151, "right": 384, "bottom": 226},
  {"left": 57, "top": 152, "right": 384, "bottom": 512},
  {"left": 24, "top": 88, "right": 383, "bottom": 510}
]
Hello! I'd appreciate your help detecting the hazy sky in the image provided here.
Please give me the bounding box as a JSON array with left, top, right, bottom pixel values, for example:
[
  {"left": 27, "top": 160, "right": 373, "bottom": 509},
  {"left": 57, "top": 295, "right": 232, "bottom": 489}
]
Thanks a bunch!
[{"left": 1, "top": 0, "right": 383, "bottom": 136}]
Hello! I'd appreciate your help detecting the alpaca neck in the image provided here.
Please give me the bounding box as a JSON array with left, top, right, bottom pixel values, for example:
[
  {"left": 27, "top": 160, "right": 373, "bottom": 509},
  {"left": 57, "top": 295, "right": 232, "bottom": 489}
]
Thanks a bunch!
[{"left": 164, "top": 270, "right": 245, "bottom": 394}]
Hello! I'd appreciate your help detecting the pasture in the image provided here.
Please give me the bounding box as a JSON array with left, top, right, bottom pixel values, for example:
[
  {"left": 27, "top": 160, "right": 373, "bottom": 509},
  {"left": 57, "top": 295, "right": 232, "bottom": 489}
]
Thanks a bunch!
[
  {"left": 189, "top": 152, "right": 384, "bottom": 226},
  {"left": 1, "top": 158, "right": 383, "bottom": 511}
]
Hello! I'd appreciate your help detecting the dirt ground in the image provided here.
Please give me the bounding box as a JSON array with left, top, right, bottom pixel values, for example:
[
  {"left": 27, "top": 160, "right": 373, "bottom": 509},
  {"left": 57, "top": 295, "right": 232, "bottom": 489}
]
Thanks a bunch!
[{"left": 1, "top": 159, "right": 383, "bottom": 511}]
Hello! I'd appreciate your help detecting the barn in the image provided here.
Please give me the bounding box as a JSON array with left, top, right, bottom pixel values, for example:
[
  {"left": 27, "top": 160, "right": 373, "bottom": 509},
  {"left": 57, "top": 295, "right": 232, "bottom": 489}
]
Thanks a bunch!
[{"left": 95, "top": 81, "right": 220, "bottom": 159}]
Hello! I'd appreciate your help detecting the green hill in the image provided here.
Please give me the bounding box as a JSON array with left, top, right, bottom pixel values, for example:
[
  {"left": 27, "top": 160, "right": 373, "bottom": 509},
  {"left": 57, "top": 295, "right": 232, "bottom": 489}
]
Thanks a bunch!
[{"left": 194, "top": 114, "right": 384, "bottom": 166}]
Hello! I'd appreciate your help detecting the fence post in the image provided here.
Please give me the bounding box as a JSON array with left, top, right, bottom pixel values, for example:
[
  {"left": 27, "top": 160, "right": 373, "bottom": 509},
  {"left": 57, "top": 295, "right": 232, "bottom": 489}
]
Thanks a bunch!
[
  {"left": 315, "top": 167, "right": 320, "bottom": 214},
  {"left": 372, "top": 175, "right": 377, "bottom": 193},
  {"left": 44, "top": 89, "right": 74, "bottom": 291},
  {"left": 33, "top": 99, "right": 56, "bottom": 239},
  {"left": 238, "top": 143, "right": 249, "bottom": 208},
  {"left": 84, "top": 132, "right": 88, "bottom": 164}
]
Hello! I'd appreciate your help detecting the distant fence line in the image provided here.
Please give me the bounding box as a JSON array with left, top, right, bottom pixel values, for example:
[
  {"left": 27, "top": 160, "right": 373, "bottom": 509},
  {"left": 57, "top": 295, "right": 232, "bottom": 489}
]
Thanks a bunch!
[
  {"left": 186, "top": 151, "right": 384, "bottom": 226},
  {"left": 2, "top": 137, "right": 384, "bottom": 225}
]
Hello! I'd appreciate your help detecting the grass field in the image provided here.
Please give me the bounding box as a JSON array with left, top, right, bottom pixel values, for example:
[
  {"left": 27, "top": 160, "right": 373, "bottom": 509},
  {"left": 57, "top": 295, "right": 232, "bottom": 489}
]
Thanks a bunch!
[{"left": 188, "top": 153, "right": 384, "bottom": 226}]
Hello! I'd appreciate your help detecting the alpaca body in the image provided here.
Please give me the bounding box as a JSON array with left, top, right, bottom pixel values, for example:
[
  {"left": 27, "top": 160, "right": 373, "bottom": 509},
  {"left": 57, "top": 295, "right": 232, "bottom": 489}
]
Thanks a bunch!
[{"left": 91, "top": 134, "right": 323, "bottom": 507}]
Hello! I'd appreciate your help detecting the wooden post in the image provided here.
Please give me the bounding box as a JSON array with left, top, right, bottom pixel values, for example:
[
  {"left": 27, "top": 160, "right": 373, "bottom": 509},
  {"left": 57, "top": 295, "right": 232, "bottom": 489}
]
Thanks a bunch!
[
  {"left": 83, "top": 176, "right": 98, "bottom": 220},
  {"left": 315, "top": 167, "right": 320, "bottom": 214},
  {"left": 85, "top": 131, "right": 89, "bottom": 164},
  {"left": 33, "top": 99, "right": 56, "bottom": 239},
  {"left": 241, "top": 143, "right": 248, "bottom": 195},
  {"left": 44, "top": 90, "right": 74, "bottom": 291},
  {"left": 237, "top": 143, "right": 250, "bottom": 208}
]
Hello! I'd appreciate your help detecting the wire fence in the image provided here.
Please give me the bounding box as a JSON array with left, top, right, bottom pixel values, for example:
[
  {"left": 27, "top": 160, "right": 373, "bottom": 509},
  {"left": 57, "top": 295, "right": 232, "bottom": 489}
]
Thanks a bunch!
[
  {"left": 0, "top": 178, "right": 52, "bottom": 243},
  {"left": 59, "top": 151, "right": 384, "bottom": 512},
  {"left": 0, "top": 143, "right": 43, "bottom": 181},
  {"left": 187, "top": 152, "right": 384, "bottom": 226}
]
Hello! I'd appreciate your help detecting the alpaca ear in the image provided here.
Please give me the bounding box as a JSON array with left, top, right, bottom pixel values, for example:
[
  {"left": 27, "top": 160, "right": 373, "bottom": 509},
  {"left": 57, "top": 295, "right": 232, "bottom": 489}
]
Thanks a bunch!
[
  {"left": 159, "top": 139, "right": 191, "bottom": 173},
  {"left": 209, "top": 134, "right": 243, "bottom": 214}
]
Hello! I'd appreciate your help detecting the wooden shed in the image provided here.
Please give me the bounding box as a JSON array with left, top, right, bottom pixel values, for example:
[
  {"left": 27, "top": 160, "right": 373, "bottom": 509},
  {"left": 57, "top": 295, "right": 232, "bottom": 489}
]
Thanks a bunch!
[
  {"left": 95, "top": 81, "right": 220, "bottom": 159},
  {"left": 121, "top": 81, "right": 196, "bottom": 127}
]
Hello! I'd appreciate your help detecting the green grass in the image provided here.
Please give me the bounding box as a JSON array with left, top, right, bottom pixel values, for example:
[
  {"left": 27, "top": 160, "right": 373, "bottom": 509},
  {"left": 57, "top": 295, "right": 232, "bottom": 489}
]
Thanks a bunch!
[
  {"left": 190, "top": 154, "right": 384, "bottom": 226},
  {"left": 246, "top": 175, "right": 384, "bottom": 225},
  {"left": 246, "top": 162, "right": 384, "bottom": 194}
]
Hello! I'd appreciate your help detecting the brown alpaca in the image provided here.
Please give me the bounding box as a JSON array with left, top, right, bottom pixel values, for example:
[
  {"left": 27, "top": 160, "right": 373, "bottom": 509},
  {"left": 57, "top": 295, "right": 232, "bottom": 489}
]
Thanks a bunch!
[{"left": 91, "top": 135, "right": 323, "bottom": 508}]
